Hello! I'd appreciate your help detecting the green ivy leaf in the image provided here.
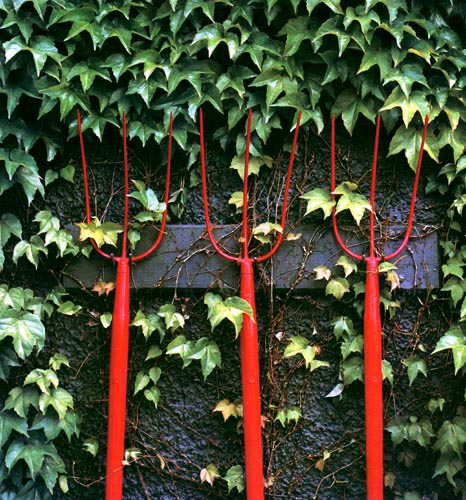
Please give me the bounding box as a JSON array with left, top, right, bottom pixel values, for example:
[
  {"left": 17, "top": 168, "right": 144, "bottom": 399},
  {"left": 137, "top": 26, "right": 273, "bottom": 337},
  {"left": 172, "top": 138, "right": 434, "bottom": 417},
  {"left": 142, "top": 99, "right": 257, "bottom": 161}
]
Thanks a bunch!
[
  {"left": 442, "top": 278, "right": 466, "bottom": 307},
  {"left": 428, "top": 398, "right": 445, "bottom": 414},
  {"left": 0, "top": 411, "right": 29, "bottom": 448},
  {"left": 158, "top": 304, "right": 185, "bottom": 333},
  {"left": 12, "top": 235, "right": 47, "bottom": 268},
  {"left": 67, "top": 59, "right": 111, "bottom": 92},
  {"left": 128, "top": 180, "right": 166, "bottom": 216},
  {"left": 381, "top": 87, "right": 430, "bottom": 128},
  {"left": 384, "top": 62, "right": 429, "bottom": 98},
  {"left": 432, "top": 325, "right": 466, "bottom": 374},
  {"left": 332, "top": 316, "right": 356, "bottom": 339},
  {"left": 335, "top": 255, "right": 358, "bottom": 277},
  {"left": 5, "top": 439, "right": 49, "bottom": 479},
  {"left": 132, "top": 310, "right": 166, "bottom": 341},
  {"left": 0, "top": 148, "right": 44, "bottom": 203},
  {"left": 188, "top": 338, "right": 222, "bottom": 380},
  {"left": 325, "top": 277, "right": 350, "bottom": 300},
  {"left": 252, "top": 222, "right": 282, "bottom": 244},
  {"left": 332, "top": 89, "right": 376, "bottom": 134},
  {"left": 230, "top": 155, "right": 267, "bottom": 180},
  {"left": 144, "top": 386, "right": 161, "bottom": 409},
  {"left": 204, "top": 293, "right": 254, "bottom": 337},
  {"left": 300, "top": 188, "right": 335, "bottom": 219},
  {"left": 433, "top": 452, "right": 465, "bottom": 487},
  {"left": 402, "top": 355, "right": 427, "bottom": 385},
  {"left": 30, "top": 411, "right": 80, "bottom": 442},
  {"left": 82, "top": 439, "right": 99, "bottom": 457},
  {"left": 4, "top": 386, "right": 40, "bottom": 419},
  {"left": 340, "top": 334, "right": 363, "bottom": 360},
  {"left": 127, "top": 73, "right": 165, "bottom": 107},
  {"left": 134, "top": 371, "right": 151, "bottom": 395},
  {"left": 57, "top": 301, "right": 82, "bottom": 316},
  {"left": 76, "top": 219, "right": 123, "bottom": 248},
  {"left": 434, "top": 417, "right": 466, "bottom": 457},
  {"left": 24, "top": 369, "right": 59, "bottom": 394},
  {"left": 0, "top": 213, "right": 22, "bottom": 246},
  {"left": 223, "top": 464, "right": 245, "bottom": 493},
  {"left": 342, "top": 356, "right": 364, "bottom": 385},
  {"left": 166, "top": 335, "right": 195, "bottom": 367},
  {"left": 192, "top": 23, "right": 239, "bottom": 59},
  {"left": 38, "top": 388, "right": 74, "bottom": 420},
  {"left": 283, "top": 336, "right": 329, "bottom": 371},
  {"left": 0, "top": 310, "right": 45, "bottom": 359},
  {"left": 274, "top": 406, "right": 302, "bottom": 427},
  {"left": 442, "top": 257, "right": 465, "bottom": 280},
  {"left": 251, "top": 68, "right": 299, "bottom": 108},
  {"left": 382, "top": 359, "right": 394, "bottom": 384},
  {"left": 333, "top": 182, "right": 372, "bottom": 225},
  {"left": 357, "top": 44, "right": 392, "bottom": 80},
  {"left": 314, "top": 265, "right": 331, "bottom": 281},
  {"left": 0, "top": 348, "right": 20, "bottom": 382},
  {"left": 4, "top": 35, "right": 63, "bottom": 77},
  {"left": 278, "top": 16, "right": 316, "bottom": 56},
  {"left": 306, "top": 0, "right": 342, "bottom": 16},
  {"left": 228, "top": 191, "right": 243, "bottom": 211},
  {"left": 200, "top": 463, "right": 220, "bottom": 486},
  {"left": 145, "top": 345, "right": 163, "bottom": 361},
  {"left": 388, "top": 122, "right": 439, "bottom": 171}
]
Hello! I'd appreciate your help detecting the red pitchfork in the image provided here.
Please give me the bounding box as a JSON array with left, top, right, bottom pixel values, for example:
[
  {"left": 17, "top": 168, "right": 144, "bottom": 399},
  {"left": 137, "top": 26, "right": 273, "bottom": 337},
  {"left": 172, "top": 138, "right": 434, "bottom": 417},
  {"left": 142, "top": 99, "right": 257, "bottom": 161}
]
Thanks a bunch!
[
  {"left": 200, "top": 109, "right": 301, "bottom": 499},
  {"left": 77, "top": 111, "right": 173, "bottom": 500},
  {"left": 330, "top": 114, "right": 429, "bottom": 499}
]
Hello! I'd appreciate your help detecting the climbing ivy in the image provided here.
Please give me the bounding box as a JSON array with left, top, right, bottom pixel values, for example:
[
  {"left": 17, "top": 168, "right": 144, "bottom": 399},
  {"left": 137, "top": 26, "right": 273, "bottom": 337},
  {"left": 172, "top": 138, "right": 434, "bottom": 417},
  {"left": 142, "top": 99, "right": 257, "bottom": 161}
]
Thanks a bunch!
[{"left": 1, "top": 0, "right": 466, "bottom": 497}]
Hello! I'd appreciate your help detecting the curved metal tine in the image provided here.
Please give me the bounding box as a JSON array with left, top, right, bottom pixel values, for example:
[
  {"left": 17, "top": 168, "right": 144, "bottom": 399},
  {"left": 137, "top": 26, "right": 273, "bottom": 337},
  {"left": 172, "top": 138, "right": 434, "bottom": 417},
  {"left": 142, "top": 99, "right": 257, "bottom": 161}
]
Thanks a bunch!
[
  {"left": 368, "top": 115, "right": 381, "bottom": 259},
  {"left": 330, "top": 115, "right": 364, "bottom": 262},
  {"left": 384, "top": 114, "right": 429, "bottom": 261},
  {"left": 132, "top": 113, "right": 173, "bottom": 262},
  {"left": 77, "top": 110, "right": 113, "bottom": 260},
  {"left": 257, "top": 111, "right": 302, "bottom": 263},
  {"left": 200, "top": 108, "right": 238, "bottom": 263},
  {"left": 121, "top": 112, "right": 129, "bottom": 260},
  {"left": 241, "top": 109, "right": 253, "bottom": 260}
]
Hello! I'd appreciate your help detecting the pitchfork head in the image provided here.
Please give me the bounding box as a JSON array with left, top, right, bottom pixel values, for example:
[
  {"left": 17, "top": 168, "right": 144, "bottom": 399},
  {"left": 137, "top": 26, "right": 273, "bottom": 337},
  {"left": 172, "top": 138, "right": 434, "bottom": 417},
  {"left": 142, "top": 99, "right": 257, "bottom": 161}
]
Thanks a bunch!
[
  {"left": 330, "top": 114, "right": 429, "bottom": 262},
  {"left": 77, "top": 111, "right": 173, "bottom": 263},
  {"left": 200, "top": 109, "right": 302, "bottom": 263}
]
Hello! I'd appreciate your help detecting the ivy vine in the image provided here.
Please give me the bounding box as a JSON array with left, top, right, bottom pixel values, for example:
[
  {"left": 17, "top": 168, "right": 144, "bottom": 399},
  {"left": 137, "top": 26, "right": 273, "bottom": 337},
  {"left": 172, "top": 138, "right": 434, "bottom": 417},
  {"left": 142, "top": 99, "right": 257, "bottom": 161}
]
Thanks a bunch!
[{"left": 1, "top": 0, "right": 466, "bottom": 498}]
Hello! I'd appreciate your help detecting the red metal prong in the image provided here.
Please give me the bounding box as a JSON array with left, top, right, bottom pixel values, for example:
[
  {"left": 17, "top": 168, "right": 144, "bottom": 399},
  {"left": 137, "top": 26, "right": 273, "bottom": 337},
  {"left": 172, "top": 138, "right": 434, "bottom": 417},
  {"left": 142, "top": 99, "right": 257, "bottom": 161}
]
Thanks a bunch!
[
  {"left": 257, "top": 110, "right": 302, "bottom": 263},
  {"left": 77, "top": 110, "right": 112, "bottom": 260},
  {"left": 199, "top": 108, "right": 238, "bottom": 263},
  {"left": 385, "top": 114, "right": 429, "bottom": 261},
  {"left": 330, "top": 114, "right": 364, "bottom": 262},
  {"left": 132, "top": 112, "right": 173, "bottom": 262},
  {"left": 241, "top": 110, "right": 253, "bottom": 259}
]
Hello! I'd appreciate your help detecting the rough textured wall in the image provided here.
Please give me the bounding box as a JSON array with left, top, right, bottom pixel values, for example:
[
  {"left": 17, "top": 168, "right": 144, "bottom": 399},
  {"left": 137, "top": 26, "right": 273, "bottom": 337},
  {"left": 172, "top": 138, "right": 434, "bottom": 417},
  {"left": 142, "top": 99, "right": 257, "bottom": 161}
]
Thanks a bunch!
[{"left": 34, "top": 117, "right": 456, "bottom": 499}]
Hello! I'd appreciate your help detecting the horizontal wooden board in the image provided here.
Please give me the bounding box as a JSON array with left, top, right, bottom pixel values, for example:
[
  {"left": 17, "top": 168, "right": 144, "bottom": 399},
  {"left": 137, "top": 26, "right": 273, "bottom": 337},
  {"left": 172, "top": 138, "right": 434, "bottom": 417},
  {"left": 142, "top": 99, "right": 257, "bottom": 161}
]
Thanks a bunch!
[{"left": 63, "top": 224, "right": 440, "bottom": 290}]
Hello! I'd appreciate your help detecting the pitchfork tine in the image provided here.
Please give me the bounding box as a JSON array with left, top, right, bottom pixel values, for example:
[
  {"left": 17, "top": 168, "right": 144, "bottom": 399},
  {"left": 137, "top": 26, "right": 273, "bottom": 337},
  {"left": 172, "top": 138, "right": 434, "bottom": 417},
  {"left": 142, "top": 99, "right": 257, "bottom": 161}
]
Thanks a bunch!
[{"left": 385, "top": 114, "right": 429, "bottom": 261}]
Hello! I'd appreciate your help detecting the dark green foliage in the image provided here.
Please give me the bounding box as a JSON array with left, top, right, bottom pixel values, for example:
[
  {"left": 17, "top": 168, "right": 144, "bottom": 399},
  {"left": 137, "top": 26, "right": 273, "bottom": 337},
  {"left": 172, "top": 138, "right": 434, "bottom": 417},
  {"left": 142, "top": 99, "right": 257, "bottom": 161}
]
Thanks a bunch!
[{"left": 2, "top": 0, "right": 466, "bottom": 497}]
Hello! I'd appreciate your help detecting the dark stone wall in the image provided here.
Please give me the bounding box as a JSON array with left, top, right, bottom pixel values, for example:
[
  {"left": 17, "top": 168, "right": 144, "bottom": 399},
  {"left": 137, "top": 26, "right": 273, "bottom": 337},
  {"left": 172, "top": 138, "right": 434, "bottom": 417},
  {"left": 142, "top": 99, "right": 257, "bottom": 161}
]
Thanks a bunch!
[{"left": 21, "top": 116, "right": 460, "bottom": 499}]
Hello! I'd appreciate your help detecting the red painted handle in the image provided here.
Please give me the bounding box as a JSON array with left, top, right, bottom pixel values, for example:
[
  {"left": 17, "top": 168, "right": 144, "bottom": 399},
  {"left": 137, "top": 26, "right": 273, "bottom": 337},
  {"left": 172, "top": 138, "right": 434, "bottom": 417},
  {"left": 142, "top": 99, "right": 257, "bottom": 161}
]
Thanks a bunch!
[
  {"left": 240, "top": 258, "right": 265, "bottom": 500},
  {"left": 105, "top": 257, "right": 130, "bottom": 500},
  {"left": 364, "top": 257, "right": 384, "bottom": 500}
]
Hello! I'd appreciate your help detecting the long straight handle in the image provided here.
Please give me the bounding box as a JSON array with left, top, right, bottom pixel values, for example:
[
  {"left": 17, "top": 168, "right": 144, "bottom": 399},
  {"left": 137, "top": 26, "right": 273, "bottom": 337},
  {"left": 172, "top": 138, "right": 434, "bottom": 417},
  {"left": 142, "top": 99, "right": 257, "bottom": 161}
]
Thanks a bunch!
[
  {"left": 106, "top": 257, "right": 130, "bottom": 500},
  {"left": 364, "top": 257, "right": 384, "bottom": 500},
  {"left": 240, "top": 259, "right": 264, "bottom": 500}
]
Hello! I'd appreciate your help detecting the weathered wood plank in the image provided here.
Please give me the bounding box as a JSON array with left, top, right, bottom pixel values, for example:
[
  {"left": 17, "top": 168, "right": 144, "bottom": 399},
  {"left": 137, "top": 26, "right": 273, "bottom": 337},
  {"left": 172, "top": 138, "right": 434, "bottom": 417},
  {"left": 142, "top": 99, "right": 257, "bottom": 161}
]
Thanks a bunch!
[{"left": 63, "top": 225, "right": 440, "bottom": 290}]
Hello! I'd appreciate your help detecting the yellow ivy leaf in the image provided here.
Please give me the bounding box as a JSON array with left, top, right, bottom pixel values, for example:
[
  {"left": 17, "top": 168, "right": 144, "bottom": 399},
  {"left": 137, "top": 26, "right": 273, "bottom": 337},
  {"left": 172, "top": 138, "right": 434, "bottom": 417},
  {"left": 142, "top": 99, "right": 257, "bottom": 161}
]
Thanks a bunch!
[
  {"left": 213, "top": 399, "right": 238, "bottom": 422},
  {"left": 92, "top": 281, "right": 115, "bottom": 296}
]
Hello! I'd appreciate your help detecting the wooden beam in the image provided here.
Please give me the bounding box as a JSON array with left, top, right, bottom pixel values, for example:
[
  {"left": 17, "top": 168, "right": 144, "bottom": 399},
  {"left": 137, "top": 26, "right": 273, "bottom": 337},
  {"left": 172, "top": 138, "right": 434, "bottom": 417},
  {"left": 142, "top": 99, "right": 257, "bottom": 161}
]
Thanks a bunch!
[{"left": 63, "top": 225, "right": 439, "bottom": 290}]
